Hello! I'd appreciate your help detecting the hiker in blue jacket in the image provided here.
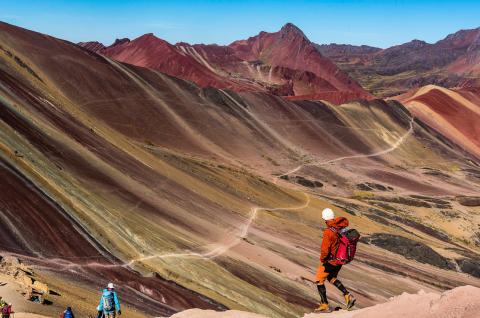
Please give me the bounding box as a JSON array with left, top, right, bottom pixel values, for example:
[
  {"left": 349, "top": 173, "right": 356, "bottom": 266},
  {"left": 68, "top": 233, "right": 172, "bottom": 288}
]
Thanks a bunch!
[
  {"left": 61, "top": 306, "right": 75, "bottom": 318},
  {"left": 97, "top": 283, "right": 121, "bottom": 318}
]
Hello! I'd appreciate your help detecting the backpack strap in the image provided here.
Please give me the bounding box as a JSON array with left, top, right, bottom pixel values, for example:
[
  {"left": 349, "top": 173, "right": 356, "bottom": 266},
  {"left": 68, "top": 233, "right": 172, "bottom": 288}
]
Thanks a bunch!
[
  {"left": 329, "top": 227, "right": 340, "bottom": 236},
  {"left": 326, "top": 227, "right": 339, "bottom": 262}
]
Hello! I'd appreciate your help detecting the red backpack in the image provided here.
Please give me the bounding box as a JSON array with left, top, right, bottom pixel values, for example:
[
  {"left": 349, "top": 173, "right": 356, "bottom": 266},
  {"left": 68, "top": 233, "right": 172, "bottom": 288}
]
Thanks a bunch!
[{"left": 329, "top": 227, "right": 360, "bottom": 265}]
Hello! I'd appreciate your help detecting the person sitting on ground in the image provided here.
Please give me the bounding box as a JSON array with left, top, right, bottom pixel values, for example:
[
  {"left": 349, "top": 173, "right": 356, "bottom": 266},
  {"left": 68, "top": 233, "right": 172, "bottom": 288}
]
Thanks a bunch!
[
  {"left": 1, "top": 303, "right": 13, "bottom": 318},
  {"left": 97, "top": 283, "right": 121, "bottom": 318},
  {"left": 61, "top": 306, "right": 75, "bottom": 318},
  {"left": 315, "top": 208, "right": 356, "bottom": 313}
]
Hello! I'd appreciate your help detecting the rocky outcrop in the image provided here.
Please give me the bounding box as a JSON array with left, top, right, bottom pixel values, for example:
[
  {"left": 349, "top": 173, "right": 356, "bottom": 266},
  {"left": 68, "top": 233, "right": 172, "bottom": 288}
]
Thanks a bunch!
[
  {"left": 457, "top": 258, "right": 480, "bottom": 278},
  {"left": 0, "top": 256, "right": 50, "bottom": 303},
  {"left": 368, "top": 196, "right": 432, "bottom": 208},
  {"left": 456, "top": 196, "right": 480, "bottom": 206},
  {"left": 362, "top": 233, "right": 454, "bottom": 269},
  {"left": 356, "top": 182, "right": 393, "bottom": 191},
  {"left": 280, "top": 175, "right": 323, "bottom": 188}
]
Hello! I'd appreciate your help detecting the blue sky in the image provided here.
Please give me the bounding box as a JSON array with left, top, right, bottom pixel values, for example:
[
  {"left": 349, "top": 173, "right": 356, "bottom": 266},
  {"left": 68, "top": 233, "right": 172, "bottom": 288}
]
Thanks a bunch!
[{"left": 2, "top": 0, "right": 480, "bottom": 48}]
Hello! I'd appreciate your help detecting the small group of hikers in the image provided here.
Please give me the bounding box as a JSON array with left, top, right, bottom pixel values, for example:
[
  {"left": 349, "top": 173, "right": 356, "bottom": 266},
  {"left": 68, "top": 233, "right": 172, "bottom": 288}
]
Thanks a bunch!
[
  {"left": 0, "top": 297, "right": 13, "bottom": 318},
  {"left": 61, "top": 282, "right": 121, "bottom": 318},
  {"left": 314, "top": 208, "right": 360, "bottom": 313},
  {"left": 60, "top": 283, "right": 121, "bottom": 318},
  {"left": 60, "top": 282, "right": 121, "bottom": 318},
  {"left": 0, "top": 283, "right": 120, "bottom": 318}
]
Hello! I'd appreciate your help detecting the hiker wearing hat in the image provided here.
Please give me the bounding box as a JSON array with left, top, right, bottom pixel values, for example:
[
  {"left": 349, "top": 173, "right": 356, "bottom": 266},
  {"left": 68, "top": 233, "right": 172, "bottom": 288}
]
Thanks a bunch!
[
  {"left": 314, "top": 208, "right": 359, "bottom": 313},
  {"left": 97, "top": 283, "right": 121, "bottom": 318}
]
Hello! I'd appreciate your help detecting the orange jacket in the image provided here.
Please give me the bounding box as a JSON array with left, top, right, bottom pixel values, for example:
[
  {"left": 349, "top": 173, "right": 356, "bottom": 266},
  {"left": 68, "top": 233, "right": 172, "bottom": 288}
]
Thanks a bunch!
[{"left": 320, "top": 217, "right": 349, "bottom": 263}]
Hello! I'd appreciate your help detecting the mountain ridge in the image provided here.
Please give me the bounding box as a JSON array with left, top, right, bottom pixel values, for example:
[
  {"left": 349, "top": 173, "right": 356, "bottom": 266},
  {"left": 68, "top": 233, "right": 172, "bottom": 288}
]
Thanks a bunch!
[
  {"left": 81, "top": 24, "right": 480, "bottom": 99},
  {"left": 79, "top": 23, "right": 372, "bottom": 104}
]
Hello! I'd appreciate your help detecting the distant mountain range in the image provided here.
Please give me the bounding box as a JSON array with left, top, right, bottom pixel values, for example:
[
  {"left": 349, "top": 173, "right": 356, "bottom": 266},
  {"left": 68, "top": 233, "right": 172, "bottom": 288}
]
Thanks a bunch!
[
  {"left": 80, "top": 23, "right": 480, "bottom": 99},
  {"left": 317, "top": 27, "right": 480, "bottom": 96}
]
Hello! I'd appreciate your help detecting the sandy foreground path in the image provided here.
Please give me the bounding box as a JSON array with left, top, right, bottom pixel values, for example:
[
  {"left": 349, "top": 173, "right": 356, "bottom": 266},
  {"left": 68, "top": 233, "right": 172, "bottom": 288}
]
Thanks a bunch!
[{"left": 160, "top": 285, "right": 480, "bottom": 318}]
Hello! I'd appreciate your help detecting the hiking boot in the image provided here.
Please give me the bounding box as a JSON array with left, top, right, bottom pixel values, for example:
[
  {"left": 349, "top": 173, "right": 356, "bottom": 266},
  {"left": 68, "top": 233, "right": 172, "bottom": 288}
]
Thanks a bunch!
[
  {"left": 314, "top": 303, "right": 332, "bottom": 313},
  {"left": 345, "top": 293, "right": 356, "bottom": 310}
]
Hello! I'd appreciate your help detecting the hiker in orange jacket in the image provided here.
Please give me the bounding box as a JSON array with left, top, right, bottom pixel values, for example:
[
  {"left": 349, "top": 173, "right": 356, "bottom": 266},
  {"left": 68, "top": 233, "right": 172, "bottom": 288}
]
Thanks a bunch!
[{"left": 315, "top": 208, "right": 356, "bottom": 313}]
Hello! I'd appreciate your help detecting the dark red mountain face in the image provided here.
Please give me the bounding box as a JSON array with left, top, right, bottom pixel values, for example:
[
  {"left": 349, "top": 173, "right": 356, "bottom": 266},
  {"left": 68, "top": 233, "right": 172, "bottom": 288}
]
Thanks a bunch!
[
  {"left": 228, "top": 23, "right": 370, "bottom": 95},
  {"left": 79, "top": 23, "right": 372, "bottom": 104}
]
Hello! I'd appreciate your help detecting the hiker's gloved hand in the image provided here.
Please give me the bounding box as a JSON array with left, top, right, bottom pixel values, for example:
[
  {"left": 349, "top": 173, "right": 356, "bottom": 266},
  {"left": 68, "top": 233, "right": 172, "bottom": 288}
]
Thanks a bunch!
[{"left": 118, "top": 310, "right": 122, "bottom": 315}]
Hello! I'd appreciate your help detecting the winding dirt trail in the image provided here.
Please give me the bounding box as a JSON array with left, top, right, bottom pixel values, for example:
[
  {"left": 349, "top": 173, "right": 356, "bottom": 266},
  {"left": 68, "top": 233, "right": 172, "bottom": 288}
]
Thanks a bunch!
[
  {"left": 3, "top": 195, "right": 311, "bottom": 272},
  {"left": 279, "top": 118, "right": 415, "bottom": 178},
  {"left": 126, "top": 194, "right": 311, "bottom": 264}
]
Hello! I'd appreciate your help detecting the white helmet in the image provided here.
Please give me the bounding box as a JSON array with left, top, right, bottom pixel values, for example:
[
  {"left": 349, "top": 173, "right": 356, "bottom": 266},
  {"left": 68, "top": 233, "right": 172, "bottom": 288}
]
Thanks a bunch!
[
  {"left": 107, "top": 282, "right": 114, "bottom": 289},
  {"left": 322, "top": 208, "right": 335, "bottom": 221}
]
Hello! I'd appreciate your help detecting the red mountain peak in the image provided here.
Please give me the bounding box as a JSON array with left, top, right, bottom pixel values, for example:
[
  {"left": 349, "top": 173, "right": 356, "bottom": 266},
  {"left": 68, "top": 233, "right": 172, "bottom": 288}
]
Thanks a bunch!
[{"left": 280, "top": 23, "right": 306, "bottom": 35}]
